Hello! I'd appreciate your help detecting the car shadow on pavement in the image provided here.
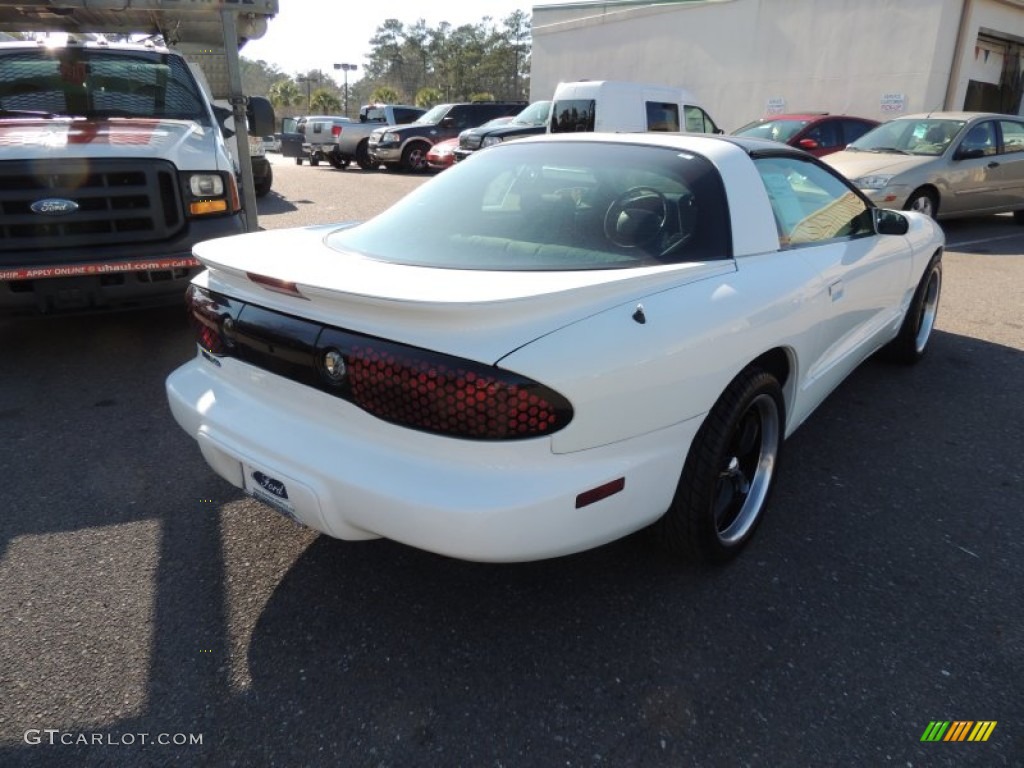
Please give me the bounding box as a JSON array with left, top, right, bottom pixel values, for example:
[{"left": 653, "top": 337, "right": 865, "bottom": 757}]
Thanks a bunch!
[{"left": 0, "top": 324, "right": 1021, "bottom": 766}]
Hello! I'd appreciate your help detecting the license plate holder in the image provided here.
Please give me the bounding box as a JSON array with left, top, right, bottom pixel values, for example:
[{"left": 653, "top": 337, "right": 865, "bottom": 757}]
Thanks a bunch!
[{"left": 243, "top": 463, "right": 299, "bottom": 523}]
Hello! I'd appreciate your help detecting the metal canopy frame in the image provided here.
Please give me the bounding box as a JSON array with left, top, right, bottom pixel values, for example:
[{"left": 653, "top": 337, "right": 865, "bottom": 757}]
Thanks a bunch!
[{"left": 0, "top": 0, "right": 279, "bottom": 231}]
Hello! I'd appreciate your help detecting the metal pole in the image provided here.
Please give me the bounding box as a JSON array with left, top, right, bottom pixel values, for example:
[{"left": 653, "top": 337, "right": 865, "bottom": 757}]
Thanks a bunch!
[{"left": 220, "top": 9, "right": 258, "bottom": 233}]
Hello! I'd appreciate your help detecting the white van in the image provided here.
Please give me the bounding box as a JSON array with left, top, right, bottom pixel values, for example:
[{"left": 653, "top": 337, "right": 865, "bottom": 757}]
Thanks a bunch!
[{"left": 548, "top": 80, "right": 721, "bottom": 134}]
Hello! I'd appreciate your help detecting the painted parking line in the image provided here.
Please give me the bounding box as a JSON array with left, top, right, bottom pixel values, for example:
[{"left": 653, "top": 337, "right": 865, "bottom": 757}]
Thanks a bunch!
[{"left": 946, "top": 231, "right": 1024, "bottom": 251}]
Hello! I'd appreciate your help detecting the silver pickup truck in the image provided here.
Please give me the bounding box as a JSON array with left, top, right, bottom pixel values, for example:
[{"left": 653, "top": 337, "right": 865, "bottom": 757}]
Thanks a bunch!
[{"left": 334, "top": 103, "right": 425, "bottom": 169}]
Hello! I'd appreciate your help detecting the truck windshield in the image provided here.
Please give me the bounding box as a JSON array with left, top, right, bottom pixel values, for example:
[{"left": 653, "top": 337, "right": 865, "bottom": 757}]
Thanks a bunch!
[{"left": 0, "top": 48, "right": 209, "bottom": 123}]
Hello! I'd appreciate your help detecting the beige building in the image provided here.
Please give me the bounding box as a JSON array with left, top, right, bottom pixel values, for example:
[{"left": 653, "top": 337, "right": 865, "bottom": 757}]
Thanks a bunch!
[{"left": 530, "top": 0, "right": 1024, "bottom": 131}]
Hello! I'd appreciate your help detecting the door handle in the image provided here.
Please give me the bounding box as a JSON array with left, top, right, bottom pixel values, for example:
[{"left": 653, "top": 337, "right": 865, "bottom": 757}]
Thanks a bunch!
[
  {"left": 987, "top": 161, "right": 1000, "bottom": 168},
  {"left": 828, "top": 279, "right": 844, "bottom": 301}
]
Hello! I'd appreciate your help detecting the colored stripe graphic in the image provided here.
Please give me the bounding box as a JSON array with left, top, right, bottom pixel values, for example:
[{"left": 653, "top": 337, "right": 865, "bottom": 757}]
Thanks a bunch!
[
  {"left": 920, "top": 721, "right": 996, "bottom": 742},
  {"left": 968, "top": 722, "right": 997, "bottom": 742},
  {"left": 921, "top": 721, "right": 950, "bottom": 741}
]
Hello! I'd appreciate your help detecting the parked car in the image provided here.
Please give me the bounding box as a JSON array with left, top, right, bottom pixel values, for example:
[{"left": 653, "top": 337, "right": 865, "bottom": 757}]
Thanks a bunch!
[
  {"left": 731, "top": 113, "right": 879, "bottom": 156},
  {"left": 261, "top": 134, "right": 281, "bottom": 152},
  {"left": 548, "top": 80, "right": 720, "bottom": 134},
  {"left": 430, "top": 116, "right": 515, "bottom": 169},
  {"left": 426, "top": 137, "right": 459, "bottom": 171},
  {"left": 335, "top": 103, "right": 427, "bottom": 170},
  {"left": 824, "top": 111, "right": 1024, "bottom": 220},
  {"left": 368, "top": 100, "right": 528, "bottom": 172},
  {"left": 300, "top": 115, "right": 354, "bottom": 168},
  {"left": 454, "top": 100, "right": 551, "bottom": 162},
  {"left": 166, "top": 133, "right": 944, "bottom": 564}
]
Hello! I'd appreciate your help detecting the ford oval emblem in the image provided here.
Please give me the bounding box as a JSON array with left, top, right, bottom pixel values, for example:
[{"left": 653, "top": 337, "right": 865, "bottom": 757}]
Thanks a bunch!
[
  {"left": 31, "top": 198, "right": 79, "bottom": 216},
  {"left": 252, "top": 471, "right": 289, "bottom": 500}
]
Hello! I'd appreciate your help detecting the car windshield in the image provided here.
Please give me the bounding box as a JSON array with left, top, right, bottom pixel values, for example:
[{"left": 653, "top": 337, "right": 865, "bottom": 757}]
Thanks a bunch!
[
  {"left": 512, "top": 100, "right": 552, "bottom": 126},
  {"left": 848, "top": 118, "right": 966, "bottom": 156},
  {"left": 414, "top": 104, "right": 450, "bottom": 125},
  {"left": 732, "top": 119, "right": 809, "bottom": 143},
  {"left": 327, "top": 141, "right": 732, "bottom": 270},
  {"left": 0, "top": 48, "right": 209, "bottom": 123}
]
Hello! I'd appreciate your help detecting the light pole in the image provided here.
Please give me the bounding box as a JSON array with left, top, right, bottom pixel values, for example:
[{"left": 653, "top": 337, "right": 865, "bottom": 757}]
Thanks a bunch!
[
  {"left": 334, "top": 63, "right": 357, "bottom": 118},
  {"left": 297, "top": 76, "right": 312, "bottom": 113}
]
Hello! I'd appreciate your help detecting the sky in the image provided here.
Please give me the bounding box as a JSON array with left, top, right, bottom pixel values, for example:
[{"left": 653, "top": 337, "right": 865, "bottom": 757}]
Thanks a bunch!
[{"left": 241, "top": 1, "right": 532, "bottom": 83}]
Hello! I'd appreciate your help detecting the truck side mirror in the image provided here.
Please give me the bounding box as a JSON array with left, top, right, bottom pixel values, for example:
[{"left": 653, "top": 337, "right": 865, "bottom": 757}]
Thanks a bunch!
[
  {"left": 247, "top": 97, "right": 275, "bottom": 138},
  {"left": 212, "top": 104, "right": 234, "bottom": 138}
]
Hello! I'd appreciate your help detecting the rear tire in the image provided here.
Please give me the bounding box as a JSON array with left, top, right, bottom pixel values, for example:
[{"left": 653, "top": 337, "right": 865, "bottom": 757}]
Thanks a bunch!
[
  {"left": 328, "top": 153, "right": 350, "bottom": 170},
  {"left": 881, "top": 255, "right": 942, "bottom": 364},
  {"left": 652, "top": 368, "right": 784, "bottom": 564},
  {"left": 254, "top": 163, "right": 273, "bottom": 197},
  {"left": 356, "top": 141, "right": 375, "bottom": 170},
  {"left": 309, "top": 155, "right": 320, "bottom": 167}
]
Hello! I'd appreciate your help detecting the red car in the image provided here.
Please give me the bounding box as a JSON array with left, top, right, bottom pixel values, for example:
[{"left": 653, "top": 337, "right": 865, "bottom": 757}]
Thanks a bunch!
[
  {"left": 426, "top": 137, "right": 459, "bottom": 171},
  {"left": 732, "top": 113, "right": 879, "bottom": 157},
  {"left": 428, "top": 117, "right": 517, "bottom": 171}
]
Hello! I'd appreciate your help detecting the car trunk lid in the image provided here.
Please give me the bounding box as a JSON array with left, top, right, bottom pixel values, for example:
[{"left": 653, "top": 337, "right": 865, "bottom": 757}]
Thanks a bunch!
[{"left": 194, "top": 225, "right": 735, "bottom": 364}]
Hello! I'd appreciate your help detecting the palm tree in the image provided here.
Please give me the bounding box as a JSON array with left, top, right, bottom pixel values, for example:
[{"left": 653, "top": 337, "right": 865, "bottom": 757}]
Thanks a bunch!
[
  {"left": 415, "top": 87, "right": 443, "bottom": 108},
  {"left": 371, "top": 86, "right": 401, "bottom": 104},
  {"left": 309, "top": 89, "right": 342, "bottom": 114},
  {"left": 267, "top": 79, "right": 302, "bottom": 121}
]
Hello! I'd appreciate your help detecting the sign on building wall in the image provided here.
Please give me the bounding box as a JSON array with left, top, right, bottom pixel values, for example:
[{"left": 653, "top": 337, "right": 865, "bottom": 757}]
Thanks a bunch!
[
  {"left": 880, "top": 93, "right": 907, "bottom": 114},
  {"left": 765, "top": 97, "right": 786, "bottom": 115}
]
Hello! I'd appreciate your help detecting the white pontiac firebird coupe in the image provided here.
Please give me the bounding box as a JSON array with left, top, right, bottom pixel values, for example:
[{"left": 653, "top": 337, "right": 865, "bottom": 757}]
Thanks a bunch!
[{"left": 166, "top": 133, "right": 944, "bottom": 564}]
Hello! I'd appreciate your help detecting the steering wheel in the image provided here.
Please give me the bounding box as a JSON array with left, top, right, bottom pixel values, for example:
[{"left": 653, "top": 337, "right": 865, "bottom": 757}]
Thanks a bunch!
[{"left": 603, "top": 186, "right": 668, "bottom": 248}]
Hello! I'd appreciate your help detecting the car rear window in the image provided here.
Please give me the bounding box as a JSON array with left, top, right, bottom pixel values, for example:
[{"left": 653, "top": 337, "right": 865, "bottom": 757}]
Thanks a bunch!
[{"left": 327, "top": 141, "right": 732, "bottom": 270}]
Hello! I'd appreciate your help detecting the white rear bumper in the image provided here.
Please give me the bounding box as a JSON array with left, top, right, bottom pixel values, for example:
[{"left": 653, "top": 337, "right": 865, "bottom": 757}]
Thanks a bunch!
[{"left": 166, "top": 354, "right": 697, "bottom": 562}]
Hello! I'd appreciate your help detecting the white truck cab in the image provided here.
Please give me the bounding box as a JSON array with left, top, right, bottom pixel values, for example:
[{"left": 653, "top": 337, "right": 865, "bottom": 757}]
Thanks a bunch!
[
  {"left": 549, "top": 80, "right": 721, "bottom": 134},
  {"left": 0, "top": 38, "right": 273, "bottom": 313}
]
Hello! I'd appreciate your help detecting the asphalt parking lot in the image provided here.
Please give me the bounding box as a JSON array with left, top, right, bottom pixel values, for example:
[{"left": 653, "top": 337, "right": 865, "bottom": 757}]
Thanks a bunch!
[{"left": 1, "top": 154, "right": 1021, "bottom": 767}]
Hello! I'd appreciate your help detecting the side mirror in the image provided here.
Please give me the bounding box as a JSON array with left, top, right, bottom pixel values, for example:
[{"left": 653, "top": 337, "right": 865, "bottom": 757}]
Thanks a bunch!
[
  {"left": 954, "top": 146, "right": 985, "bottom": 160},
  {"left": 797, "top": 138, "right": 819, "bottom": 150},
  {"left": 247, "top": 96, "right": 275, "bottom": 138},
  {"left": 440, "top": 117, "right": 457, "bottom": 129},
  {"left": 874, "top": 208, "right": 910, "bottom": 235}
]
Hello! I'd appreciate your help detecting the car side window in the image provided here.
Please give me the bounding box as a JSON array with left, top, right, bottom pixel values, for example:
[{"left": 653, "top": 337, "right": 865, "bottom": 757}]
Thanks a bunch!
[
  {"left": 842, "top": 119, "right": 875, "bottom": 144},
  {"left": 754, "top": 156, "right": 873, "bottom": 247},
  {"left": 683, "top": 106, "right": 717, "bottom": 133},
  {"left": 805, "top": 120, "right": 841, "bottom": 149},
  {"left": 998, "top": 120, "right": 1024, "bottom": 154},
  {"left": 961, "top": 121, "right": 998, "bottom": 156},
  {"left": 645, "top": 101, "right": 680, "bottom": 132}
]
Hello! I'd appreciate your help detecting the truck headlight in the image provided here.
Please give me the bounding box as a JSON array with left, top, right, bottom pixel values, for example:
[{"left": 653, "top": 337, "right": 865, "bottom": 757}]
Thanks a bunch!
[
  {"left": 189, "top": 174, "right": 225, "bottom": 197},
  {"left": 181, "top": 172, "right": 237, "bottom": 216},
  {"left": 482, "top": 136, "right": 503, "bottom": 147},
  {"left": 378, "top": 133, "right": 400, "bottom": 146}
]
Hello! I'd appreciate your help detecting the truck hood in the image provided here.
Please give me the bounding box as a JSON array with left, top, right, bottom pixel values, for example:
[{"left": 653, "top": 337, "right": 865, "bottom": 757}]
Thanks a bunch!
[
  {"left": 195, "top": 224, "right": 736, "bottom": 364},
  {"left": 824, "top": 150, "right": 937, "bottom": 180},
  {"left": 0, "top": 117, "right": 223, "bottom": 168}
]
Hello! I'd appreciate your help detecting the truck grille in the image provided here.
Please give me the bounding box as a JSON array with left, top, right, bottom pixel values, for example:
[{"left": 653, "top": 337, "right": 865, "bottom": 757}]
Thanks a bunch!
[{"left": 0, "top": 158, "right": 183, "bottom": 252}]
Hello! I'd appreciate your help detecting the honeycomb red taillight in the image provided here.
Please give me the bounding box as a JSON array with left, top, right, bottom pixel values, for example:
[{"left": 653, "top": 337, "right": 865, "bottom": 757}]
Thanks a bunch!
[
  {"left": 185, "top": 286, "right": 573, "bottom": 440},
  {"left": 342, "top": 344, "right": 570, "bottom": 440}
]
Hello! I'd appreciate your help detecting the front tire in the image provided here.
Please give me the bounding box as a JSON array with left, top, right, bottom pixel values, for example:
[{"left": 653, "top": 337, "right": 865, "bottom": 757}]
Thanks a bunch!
[
  {"left": 401, "top": 142, "right": 431, "bottom": 173},
  {"left": 882, "top": 255, "right": 942, "bottom": 364},
  {"left": 904, "top": 188, "right": 938, "bottom": 219},
  {"left": 653, "top": 368, "right": 784, "bottom": 564}
]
